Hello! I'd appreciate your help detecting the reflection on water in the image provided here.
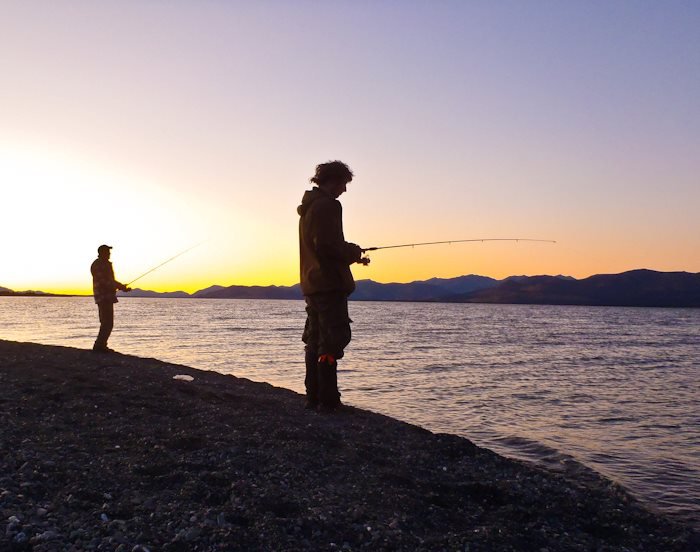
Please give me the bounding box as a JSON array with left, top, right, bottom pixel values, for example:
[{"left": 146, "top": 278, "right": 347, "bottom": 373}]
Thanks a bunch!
[{"left": 1, "top": 297, "right": 699, "bottom": 528}]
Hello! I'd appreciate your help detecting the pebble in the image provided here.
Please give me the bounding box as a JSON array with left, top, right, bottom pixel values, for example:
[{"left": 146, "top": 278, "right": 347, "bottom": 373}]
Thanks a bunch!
[{"left": 37, "top": 529, "right": 59, "bottom": 541}]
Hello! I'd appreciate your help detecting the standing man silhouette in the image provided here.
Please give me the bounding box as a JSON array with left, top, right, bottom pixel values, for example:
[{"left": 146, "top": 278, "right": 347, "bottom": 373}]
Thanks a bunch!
[
  {"left": 298, "top": 161, "right": 369, "bottom": 412},
  {"left": 91, "top": 245, "right": 130, "bottom": 353}
]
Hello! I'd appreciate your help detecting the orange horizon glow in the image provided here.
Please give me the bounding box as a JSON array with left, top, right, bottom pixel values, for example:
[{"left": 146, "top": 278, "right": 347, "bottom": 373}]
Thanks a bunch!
[
  {"left": 10, "top": 248, "right": 699, "bottom": 298},
  {"left": 2, "top": 141, "right": 698, "bottom": 296}
]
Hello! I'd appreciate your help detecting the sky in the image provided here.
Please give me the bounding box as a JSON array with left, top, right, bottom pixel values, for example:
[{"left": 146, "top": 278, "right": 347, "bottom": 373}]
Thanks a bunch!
[{"left": 1, "top": 1, "right": 699, "bottom": 294}]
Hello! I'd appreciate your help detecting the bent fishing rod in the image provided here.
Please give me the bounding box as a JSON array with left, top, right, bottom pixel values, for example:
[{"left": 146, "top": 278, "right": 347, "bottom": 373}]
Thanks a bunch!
[
  {"left": 361, "top": 238, "right": 556, "bottom": 253},
  {"left": 125, "top": 243, "right": 203, "bottom": 287}
]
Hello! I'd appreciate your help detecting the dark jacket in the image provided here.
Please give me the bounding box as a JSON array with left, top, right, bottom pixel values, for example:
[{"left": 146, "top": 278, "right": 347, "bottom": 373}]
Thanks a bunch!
[
  {"left": 298, "top": 187, "right": 362, "bottom": 296},
  {"left": 91, "top": 258, "right": 124, "bottom": 304}
]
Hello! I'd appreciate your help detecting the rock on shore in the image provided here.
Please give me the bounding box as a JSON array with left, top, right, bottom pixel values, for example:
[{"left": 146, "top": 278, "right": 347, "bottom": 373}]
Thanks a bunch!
[{"left": 0, "top": 340, "right": 696, "bottom": 551}]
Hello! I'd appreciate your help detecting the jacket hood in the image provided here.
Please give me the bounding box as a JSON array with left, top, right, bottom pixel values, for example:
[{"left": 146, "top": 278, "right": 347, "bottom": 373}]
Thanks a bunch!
[{"left": 297, "top": 187, "right": 330, "bottom": 216}]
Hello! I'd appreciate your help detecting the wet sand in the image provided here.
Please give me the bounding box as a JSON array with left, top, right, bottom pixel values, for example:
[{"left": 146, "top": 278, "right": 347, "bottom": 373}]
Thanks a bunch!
[{"left": 0, "top": 339, "right": 696, "bottom": 551}]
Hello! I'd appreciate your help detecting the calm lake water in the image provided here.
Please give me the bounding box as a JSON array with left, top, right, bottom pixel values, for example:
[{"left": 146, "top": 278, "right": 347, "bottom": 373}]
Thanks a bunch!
[{"left": 1, "top": 297, "right": 699, "bottom": 528}]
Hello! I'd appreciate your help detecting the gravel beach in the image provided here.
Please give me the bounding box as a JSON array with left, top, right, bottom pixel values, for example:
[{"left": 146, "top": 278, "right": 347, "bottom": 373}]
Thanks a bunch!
[{"left": 0, "top": 339, "right": 696, "bottom": 551}]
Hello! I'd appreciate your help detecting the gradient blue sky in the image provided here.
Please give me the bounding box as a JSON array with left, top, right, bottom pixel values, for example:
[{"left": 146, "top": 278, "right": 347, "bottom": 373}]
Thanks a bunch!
[{"left": 1, "top": 1, "right": 698, "bottom": 292}]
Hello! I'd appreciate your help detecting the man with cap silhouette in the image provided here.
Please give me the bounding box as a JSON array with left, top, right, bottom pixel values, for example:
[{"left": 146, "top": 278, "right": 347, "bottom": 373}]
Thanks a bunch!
[{"left": 91, "top": 245, "right": 131, "bottom": 353}]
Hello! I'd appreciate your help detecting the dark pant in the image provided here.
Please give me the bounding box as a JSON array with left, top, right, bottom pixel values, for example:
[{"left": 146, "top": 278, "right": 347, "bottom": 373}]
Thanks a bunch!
[
  {"left": 302, "top": 292, "right": 352, "bottom": 359},
  {"left": 95, "top": 302, "right": 114, "bottom": 349},
  {"left": 302, "top": 292, "right": 351, "bottom": 406}
]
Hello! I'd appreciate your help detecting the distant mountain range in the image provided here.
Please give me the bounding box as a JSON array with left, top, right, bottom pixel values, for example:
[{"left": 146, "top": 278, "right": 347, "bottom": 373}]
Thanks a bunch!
[
  {"left": 0, "top": 286, "right": 64, "bottom": 297},
  {"left": 450, "top": 269, "right": 700, "bottom": 308},
  {"left": 118, "top": 275, "right": 499, "bottom": 301},
  {"left": 4, "top": 269, "right": 699, "bottom": 307},
  {"left": 113, "top": 269, "right": 700, "bottom": 308}
]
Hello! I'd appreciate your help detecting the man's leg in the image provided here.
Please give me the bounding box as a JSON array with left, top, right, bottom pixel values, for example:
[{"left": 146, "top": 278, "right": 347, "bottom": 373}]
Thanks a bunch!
[
  {"left": 94, "top": 302, "right": 114, "bottom": 351},
  {"left": 317, "top": 355, "right": 341, "bottom": 409},
  {"left": 316, "top": 293, "right": 351, "bottom": 410},
  {"left": 302, "top": 298, "right": 320, "bottom": 407}
]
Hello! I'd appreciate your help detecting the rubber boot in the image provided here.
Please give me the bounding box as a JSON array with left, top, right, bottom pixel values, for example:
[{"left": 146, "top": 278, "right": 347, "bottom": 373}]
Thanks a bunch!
[
  {"left": 317, "top": 356, "right": 342, "bottom": 413},
  {"left": 304, "top": 348, "right": 319, "bottom": 409},
  {"left": 329, "top": 361, "right": 341, "bottom": 406}
]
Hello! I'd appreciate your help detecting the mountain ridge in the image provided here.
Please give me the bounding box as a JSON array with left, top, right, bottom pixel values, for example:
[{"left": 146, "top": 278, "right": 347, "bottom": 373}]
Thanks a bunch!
[
  {"left": 0, "top": 287, "right": 67, "bottom": 297},
  {"left": 449, "top": 269, "right": 700, "bottom": 308},
  {"left": 6, "top": 269, "right": 699, "bottom": 307},
  {"left": 119, "top": 274, "right": 501, "bottom": 302},
  {"left": 116, "top": 269, "right": 700, "bottom": 307}
]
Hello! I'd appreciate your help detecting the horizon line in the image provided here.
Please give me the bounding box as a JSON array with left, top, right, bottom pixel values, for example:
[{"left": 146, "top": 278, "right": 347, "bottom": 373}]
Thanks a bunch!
[{"left": 4, "top": 267, "right": 698, "bottom": 297}]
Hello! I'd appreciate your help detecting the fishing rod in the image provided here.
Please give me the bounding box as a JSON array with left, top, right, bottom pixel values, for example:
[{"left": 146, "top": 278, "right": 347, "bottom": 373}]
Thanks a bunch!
[
  {"left": 125, "top": 243, "right": 203, "bottom": 287},
  {"left": 362, "top": 238, "right": 556, "bottom": 252}
]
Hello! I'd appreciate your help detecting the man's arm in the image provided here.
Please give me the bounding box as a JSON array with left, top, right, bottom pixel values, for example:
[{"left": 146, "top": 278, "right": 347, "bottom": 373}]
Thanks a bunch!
[
  {"left": 93, "top": 262, "right": 131, "bottom": 292},
  {"left": 108, "top": 261, "right": 131, "bottom": 292},
  {"left": 114, "top": 280, "right": 130, "bottom": 292},
  {"left": 312, "top": 200, "right": 362, "bottom": 264}
]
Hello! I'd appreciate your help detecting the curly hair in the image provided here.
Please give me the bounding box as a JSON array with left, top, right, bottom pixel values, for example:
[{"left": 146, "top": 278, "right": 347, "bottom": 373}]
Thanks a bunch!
[{"left": 310, "top": 160, "right": 354, "bottom": 186}]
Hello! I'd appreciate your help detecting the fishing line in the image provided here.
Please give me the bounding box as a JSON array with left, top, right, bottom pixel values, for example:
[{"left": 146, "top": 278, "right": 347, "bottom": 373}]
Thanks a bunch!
[
  {"left": 362, "top": 238, "right": 556, "bottom": 252},
  {"left": 125, "top": 242, "right": 204, "bottom": 287}
]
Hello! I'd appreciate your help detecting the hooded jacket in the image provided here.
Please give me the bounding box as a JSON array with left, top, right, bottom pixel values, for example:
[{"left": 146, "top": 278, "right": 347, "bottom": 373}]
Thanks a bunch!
[{"left": 298, "top": 187, "right": 362, "bottom": 296}]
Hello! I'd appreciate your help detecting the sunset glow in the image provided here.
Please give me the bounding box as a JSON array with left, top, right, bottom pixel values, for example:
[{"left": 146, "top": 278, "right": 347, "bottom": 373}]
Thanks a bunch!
[{"left": 2, "top": 2, "right": 698, "bottom": 294}]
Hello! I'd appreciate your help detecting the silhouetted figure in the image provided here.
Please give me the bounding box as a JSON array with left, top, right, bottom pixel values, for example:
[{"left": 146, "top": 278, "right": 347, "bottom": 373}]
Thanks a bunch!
[
  {"left": 298, "top": 161, "right": 369, "bottom": 412},
  {"left": 91, "top": 245, "right": 130, "bottom": 353}
]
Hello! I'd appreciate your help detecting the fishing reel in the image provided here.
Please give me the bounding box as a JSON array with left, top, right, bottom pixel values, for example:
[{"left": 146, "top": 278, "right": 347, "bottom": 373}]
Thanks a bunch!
[{"left": 359, "top": 247, "right": 373, "bottom": 266}]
